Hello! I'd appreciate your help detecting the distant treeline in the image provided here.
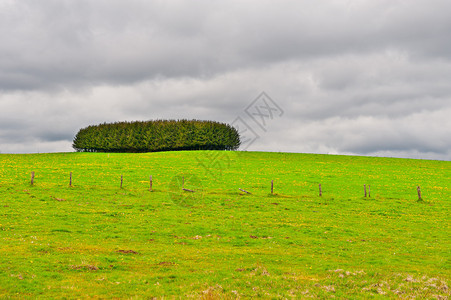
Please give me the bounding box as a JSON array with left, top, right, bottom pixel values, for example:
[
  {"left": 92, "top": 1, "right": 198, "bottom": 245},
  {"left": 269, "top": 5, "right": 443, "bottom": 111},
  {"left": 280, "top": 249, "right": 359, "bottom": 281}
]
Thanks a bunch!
[{"left": 72, "top": 119, "right": 241, "bottom": 153}]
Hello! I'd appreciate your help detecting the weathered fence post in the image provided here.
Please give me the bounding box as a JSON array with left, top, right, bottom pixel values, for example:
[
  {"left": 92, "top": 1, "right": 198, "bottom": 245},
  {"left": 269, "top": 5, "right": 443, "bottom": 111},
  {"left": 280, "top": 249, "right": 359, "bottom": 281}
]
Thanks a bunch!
[
  {"left": 69, "top": 172, "right": 72, "bottom": 187},
  {"left": 364, "top": 184, "right": 367, "bottom": 197},
  {"left": 319, "top": 184, "right": 322, "bottom": 197},
  {"left": 271, "top": 180, "right": 274, "bottom": 194},
  {"left": 30, "top": 172, "right": 35, "bottom": 186},
  {"left": 239, "top": 188, "right": 251, "bottom": 194},
  {"left": 368, "top": 185, "right": 371, "bottom": 198},
  {"left": 149, "top": 175, "right": 153, "bottom": 192},
  {"left": 417, "top": 186, "right": 422, "bottom": 201}
]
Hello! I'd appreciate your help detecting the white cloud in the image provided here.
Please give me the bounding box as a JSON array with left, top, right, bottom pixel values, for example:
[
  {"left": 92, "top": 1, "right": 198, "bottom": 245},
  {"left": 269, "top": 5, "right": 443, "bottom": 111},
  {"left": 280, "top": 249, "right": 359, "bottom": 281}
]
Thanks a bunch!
[{"left": 0, "top": 0, "right": 450, "bottom": 160}]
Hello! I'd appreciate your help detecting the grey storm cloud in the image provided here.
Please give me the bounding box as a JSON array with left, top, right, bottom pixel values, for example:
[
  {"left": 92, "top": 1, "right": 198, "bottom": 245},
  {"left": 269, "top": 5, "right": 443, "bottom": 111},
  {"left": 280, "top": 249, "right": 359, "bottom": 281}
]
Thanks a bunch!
[{"left": 0, "top": 0, "right": 450, "bottom": 160}]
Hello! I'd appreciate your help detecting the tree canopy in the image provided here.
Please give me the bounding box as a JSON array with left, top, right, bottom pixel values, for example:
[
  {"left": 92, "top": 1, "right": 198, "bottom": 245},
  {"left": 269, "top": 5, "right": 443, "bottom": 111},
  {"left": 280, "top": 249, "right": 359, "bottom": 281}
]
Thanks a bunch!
[{"left": 72, "top": 119, "right": 240, "bottom": 153}]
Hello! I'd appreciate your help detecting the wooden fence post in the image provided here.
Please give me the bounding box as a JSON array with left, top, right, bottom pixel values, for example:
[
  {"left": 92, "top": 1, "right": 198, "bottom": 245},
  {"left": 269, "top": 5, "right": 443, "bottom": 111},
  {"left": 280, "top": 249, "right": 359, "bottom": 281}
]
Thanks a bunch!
[
  {"left": 30, "top": 172, "right": 35, "bottom": 186},
  {"left": 69, "top": 172, "right": 72, "bottom": 187},
  {"left": 368, "top": 185, "right": 371, "bottom": 198},
  {"left": 364, "top": 184, "right": 367, "bottom": 197},
  {"left": 149, "top": 175, "right": 153, "bottom": 192},
  {"left": 271, "top": 180, "right": 274, "bottom": 194},
  {"left": 319, "top": 184, "right": 322, "bottom": 197},
  {"left": 239, "top": 188, "right": 251, "bottom": 194},
  {"left": 417, "top": 186, "right": 422, "bottom": 201}
]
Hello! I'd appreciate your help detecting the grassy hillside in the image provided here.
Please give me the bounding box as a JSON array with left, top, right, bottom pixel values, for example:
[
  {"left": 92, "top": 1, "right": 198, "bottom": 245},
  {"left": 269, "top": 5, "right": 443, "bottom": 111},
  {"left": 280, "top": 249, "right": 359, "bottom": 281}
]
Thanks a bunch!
[{"left": 0, "top": 151, "right": 449, "bottom": 298}]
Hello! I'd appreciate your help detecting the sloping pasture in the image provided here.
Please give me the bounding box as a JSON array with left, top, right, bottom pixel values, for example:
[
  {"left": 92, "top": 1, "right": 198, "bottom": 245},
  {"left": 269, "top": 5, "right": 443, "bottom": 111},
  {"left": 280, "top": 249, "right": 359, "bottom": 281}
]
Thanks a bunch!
[{"left": 0, "top": 151, "right": 449, "bottom": 298}]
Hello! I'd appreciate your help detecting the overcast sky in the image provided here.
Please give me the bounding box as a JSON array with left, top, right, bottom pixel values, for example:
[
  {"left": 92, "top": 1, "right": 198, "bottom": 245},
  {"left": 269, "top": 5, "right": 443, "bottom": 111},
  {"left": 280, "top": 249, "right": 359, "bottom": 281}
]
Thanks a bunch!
[{"left": 1, "top": 0, "right": 450, "bottom": 160}]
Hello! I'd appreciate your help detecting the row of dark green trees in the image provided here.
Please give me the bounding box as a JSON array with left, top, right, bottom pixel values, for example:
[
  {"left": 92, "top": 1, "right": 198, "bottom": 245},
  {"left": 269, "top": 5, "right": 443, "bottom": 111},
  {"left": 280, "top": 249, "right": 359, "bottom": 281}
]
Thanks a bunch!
[{"left": 72, "top": 119, "right": 241, "bottom": 152}]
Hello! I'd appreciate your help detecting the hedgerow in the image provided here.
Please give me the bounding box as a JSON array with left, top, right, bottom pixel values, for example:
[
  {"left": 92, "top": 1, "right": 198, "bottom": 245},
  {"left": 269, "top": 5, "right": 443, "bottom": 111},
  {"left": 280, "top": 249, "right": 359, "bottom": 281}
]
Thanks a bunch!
[{"left": 72, "top": 119, "right": 240, "bottom": 152}]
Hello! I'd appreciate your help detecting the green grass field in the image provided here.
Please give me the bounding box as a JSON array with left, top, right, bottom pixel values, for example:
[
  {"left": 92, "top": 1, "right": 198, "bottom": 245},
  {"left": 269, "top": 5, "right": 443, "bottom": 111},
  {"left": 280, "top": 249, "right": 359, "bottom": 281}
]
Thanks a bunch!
[{"left": 0, "top": 151, "right": 449, "bottom": 298}]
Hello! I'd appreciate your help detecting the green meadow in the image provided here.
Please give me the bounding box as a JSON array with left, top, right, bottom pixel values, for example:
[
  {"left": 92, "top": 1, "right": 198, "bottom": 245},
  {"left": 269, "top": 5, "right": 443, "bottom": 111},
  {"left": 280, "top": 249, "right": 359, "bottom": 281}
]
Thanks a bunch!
[{"left": 0, "top": 151, "right": 449, "bottom": 298}]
